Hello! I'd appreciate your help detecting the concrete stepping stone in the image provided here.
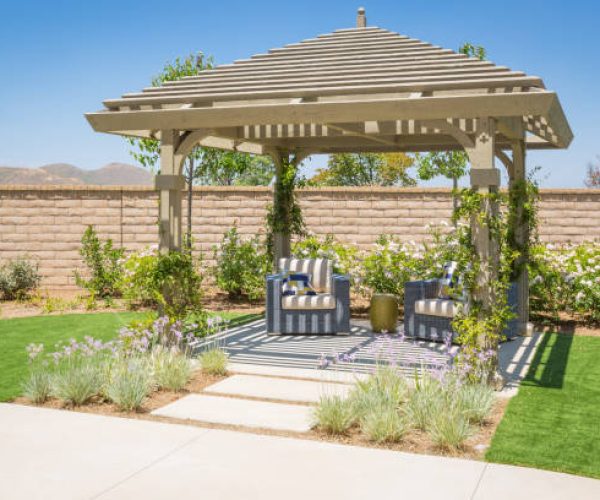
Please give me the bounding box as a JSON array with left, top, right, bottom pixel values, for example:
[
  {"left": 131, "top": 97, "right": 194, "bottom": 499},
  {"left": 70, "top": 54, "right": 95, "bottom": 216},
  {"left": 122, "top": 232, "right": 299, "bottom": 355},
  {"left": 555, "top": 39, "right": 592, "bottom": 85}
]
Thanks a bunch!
[
  {"left": 152, "top": 394, "right": 312, "bottom": 433},
  {"left": 228, "top": 362, "right": 368, "bottom": 384},
  {"left": 204, "top": 374, "right": 351, "bottom": 404}
]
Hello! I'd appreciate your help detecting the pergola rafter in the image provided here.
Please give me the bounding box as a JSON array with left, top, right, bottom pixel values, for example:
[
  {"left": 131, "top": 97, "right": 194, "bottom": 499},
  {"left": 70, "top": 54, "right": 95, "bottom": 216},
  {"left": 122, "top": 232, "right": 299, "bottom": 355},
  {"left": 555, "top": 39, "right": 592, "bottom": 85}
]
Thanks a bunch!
[{"left": 86, "top": 8, "right": 572, "bottom": 337}]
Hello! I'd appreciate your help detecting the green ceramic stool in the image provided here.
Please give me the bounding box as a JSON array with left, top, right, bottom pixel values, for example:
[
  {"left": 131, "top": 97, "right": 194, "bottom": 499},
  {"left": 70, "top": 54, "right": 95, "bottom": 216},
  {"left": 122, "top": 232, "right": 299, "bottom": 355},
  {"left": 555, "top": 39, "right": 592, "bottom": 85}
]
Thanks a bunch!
[{"left": 369, "top": 293, "right": 399, "bottom": 333}]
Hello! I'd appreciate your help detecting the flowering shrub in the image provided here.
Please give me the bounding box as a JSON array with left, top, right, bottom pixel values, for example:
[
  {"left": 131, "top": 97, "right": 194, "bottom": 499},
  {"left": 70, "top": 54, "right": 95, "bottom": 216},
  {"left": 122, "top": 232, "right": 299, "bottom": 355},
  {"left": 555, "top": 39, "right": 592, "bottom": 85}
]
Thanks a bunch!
[
  {"left": 121, "top": 246, "right": 203, "bottom": 318},
  {"left": 212, "top": 226, "right": 269, "bottom": 301},
  {"left": 292, "top": 225, "right": 459, "bottom": 300},
  {"left": 360, "top": 235, "right": 414, "bottom": 297},
  {"left": 530, "top": 242, "right": 600, "bottom": 323},
  {"left": 290, "top": 225, "right": 600, "bottom": 328},
  {"left": 292, "top": 234, "right": 362, "bottom": 291},
  {"left": 120, "top": 246, "right": 161, "bottom": 306},
  {"left": 117, "top": 316, "right": 196, "bottom": 355},
  {"left": 0, "top": 257, "right": 41, "bottom": 300}
]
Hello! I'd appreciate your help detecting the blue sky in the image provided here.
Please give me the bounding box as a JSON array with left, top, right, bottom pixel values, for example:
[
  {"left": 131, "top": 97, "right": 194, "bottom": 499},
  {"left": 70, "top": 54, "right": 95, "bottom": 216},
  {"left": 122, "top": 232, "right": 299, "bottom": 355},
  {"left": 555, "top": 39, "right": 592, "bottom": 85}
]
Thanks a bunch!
[{"left": 0, "top": 0, "right": 597, "bottom": 187}]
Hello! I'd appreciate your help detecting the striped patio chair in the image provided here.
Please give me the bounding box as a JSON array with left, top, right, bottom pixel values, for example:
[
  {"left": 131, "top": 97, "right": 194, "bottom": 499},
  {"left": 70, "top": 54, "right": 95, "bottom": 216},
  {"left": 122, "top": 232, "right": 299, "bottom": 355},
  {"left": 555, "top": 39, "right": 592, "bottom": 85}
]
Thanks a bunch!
[{"left": 266, "top": 258, "right": 351, "bottom": 335}]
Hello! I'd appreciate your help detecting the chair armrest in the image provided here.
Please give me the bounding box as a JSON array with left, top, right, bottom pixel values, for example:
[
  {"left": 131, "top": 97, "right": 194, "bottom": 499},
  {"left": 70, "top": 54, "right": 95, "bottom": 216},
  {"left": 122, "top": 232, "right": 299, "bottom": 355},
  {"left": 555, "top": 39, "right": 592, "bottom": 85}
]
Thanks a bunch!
[
  {"left": 403, "top": 279, "right": 438, "bottom": 335},
  {"left": 404, "top": 279, "right": 439, "bottom": 316},
  {"left": 266, "top": 273, "right": 285, "bottom": 334},
  {"left": 332, "top": 274, "right": 350, "bottom": 301},
  {"left": 266, "top": 273, "right": 285, "bottom": 308}
]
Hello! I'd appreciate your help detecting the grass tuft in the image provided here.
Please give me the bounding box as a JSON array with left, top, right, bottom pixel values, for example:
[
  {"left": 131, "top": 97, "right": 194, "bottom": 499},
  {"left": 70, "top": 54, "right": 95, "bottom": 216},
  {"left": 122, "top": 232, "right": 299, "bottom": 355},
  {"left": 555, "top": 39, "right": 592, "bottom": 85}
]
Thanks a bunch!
[
  {"left": 152, "top": 349, "right": 192, "bottom": 391},
  {"left": 52, "top": 358, "right": 103, "bottom": 405},
  {"left": 350, "top": 366, "right": 408, "bottom": 420},
  {"left": 22, "top": 370, "right": 52, "bottom": 404},
  {"left": 404, "top": 374, "right": 443, "bottom": 430},
  {"left": 429, "top": 404, "right": 472, "bottom": 450},
  {"left": 312, "top": 395, "right": 355, "bottom": 435},
  {"left": 361, "top": 407, "right": 407, "bottom": 444},
  {"left": 456, "top": 383, "right": 495, "bottom": 424},
  {"left": 106, "top": 357, "right": 152, "bottom": 411},
  {"left": 198, "top": 348, "right": 228, "bottom": 376}
]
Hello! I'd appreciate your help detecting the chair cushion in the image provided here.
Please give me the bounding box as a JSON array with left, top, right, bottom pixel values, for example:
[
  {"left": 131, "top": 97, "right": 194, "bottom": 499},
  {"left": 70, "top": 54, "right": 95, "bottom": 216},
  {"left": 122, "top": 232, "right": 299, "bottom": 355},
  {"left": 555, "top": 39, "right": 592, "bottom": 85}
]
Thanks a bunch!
[
  {"left": 279, "top": 258, "right": 332, "bottom": 293},
  {"left": 415, "top": 298, "right": 463, "bottom": 318},
  {"left": 282, "top": 293, "right": 336, "bottom": 310}
]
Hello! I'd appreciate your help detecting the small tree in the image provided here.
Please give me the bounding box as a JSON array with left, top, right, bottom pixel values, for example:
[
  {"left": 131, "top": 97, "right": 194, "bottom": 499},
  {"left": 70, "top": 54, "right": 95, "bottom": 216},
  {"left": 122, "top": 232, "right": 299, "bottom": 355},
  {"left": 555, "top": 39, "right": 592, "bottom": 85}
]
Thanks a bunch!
[
  {"left": 75, "top": 226, "right": 124, "bottom": 299},
  {"left": 199, "top": 151, "right": 274, "bottom": 186},
  {"left": 584, "top": 156, "right": 600, "bottom": 187},
  {"left": 310, "top": 153, "right": 416, "bottom": 186}
]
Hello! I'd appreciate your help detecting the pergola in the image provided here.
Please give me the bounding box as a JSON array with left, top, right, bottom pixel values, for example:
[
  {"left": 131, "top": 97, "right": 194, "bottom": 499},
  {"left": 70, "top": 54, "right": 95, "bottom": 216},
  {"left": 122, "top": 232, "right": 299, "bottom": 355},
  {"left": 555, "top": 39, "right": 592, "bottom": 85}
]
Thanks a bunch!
[{"left": 86, "top": 8, "right": 572, "bottom": 335}]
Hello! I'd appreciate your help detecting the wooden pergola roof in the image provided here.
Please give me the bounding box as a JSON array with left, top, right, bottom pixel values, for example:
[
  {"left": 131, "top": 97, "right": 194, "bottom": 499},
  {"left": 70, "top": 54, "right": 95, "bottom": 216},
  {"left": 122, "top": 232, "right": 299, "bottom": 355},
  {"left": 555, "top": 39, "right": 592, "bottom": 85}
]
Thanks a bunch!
[{"left": 86, "top": 12, "right": 572, "bottom": 155}]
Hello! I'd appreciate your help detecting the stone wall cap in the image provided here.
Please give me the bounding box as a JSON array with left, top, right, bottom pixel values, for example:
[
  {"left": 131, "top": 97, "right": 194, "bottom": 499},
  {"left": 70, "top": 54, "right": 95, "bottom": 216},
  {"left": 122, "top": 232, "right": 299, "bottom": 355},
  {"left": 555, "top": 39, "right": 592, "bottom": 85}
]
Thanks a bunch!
[{"left": 0, "top": 184, "right": 599, "bottom": 195}]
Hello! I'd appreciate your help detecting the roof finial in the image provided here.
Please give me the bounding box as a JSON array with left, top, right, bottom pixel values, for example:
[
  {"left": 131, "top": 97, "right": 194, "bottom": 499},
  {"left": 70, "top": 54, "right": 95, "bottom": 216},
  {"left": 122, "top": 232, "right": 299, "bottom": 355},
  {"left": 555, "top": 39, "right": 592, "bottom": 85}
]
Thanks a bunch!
[{"left": 356, "top": 7, "right": 367, "bottom": 28}]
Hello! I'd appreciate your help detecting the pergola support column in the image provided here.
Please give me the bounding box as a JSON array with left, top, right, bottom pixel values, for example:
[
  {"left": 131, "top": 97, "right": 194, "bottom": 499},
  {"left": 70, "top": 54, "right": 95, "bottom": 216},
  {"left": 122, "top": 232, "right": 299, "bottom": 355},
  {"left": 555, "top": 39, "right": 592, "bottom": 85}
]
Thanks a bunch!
[
  {"left": 467, "top": 118, "right": 502, "bottom": 379},
  {"left": 510, "top": 137, "right": 532, "bottom": 336},
  {"left": 156, "top": 130, "right": 185, "bottom": 253},
  {"left": 271, "top": 152, "right": 292, "bottom": 268}
]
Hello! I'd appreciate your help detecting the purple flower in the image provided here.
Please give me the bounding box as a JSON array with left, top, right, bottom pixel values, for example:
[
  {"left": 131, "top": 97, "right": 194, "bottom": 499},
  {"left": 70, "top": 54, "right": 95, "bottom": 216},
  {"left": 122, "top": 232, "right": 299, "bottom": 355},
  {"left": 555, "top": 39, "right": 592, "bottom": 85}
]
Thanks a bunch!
[{"left": 317, "top": 353, "right": 329, "bottom": 369}]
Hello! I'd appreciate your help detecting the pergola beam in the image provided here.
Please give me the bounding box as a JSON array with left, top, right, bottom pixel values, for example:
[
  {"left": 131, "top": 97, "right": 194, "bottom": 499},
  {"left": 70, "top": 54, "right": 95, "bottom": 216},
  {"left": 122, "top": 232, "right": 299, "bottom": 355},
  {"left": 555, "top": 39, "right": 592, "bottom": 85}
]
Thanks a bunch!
[
  {"left": 326, "top": 123, "right": 398, "bottom": 146},
  {"left": 89, "top": 92, "right": 560, "bottom": 135}
]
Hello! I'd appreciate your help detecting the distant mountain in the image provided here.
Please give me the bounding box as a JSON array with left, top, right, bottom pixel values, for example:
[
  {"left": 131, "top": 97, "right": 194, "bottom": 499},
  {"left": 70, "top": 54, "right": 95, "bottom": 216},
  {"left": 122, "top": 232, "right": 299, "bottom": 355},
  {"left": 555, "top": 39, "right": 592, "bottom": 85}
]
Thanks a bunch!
[{"left": 0, "top": 163, "right": 153, "bottom": 186}]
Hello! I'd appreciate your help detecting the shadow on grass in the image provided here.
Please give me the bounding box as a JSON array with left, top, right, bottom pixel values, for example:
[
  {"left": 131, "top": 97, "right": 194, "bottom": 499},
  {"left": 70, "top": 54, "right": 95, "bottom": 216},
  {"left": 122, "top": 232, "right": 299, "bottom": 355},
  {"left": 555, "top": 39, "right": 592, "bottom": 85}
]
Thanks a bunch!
[{"left": 522, "top": 332, "right": 573, "bottom": 389}]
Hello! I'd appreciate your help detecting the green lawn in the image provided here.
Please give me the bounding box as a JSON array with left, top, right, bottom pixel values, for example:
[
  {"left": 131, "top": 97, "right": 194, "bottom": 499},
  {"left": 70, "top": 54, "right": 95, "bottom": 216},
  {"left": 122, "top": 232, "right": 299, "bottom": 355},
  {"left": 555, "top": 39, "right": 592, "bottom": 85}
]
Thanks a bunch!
[
  {"left": 487, "top": 333, "right": 600, "bottom": 478},
  {"left": 0, "top": 312, "right": 148, "bottom": 402},
  {"left": 0, "top": 310, "right": 260, "bottom": 402}
]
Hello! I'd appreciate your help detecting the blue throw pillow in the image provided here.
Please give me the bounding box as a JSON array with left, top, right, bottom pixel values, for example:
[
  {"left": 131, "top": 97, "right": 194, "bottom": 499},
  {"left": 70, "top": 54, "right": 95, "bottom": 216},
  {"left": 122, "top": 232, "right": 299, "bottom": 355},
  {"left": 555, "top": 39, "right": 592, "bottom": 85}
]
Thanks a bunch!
[{"left": 282, "top": 272, "right": 317, "bottom": 296}]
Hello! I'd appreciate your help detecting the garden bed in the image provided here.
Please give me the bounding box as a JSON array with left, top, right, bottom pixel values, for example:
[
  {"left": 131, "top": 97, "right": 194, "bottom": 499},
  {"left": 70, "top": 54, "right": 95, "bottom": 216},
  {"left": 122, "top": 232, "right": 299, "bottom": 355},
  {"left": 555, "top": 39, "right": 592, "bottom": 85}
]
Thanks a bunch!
[
  {"left": 15, "top": 365, "right": 509, "bottom": 462},
  {"left": 15, "top": 368, "right": 226, "bottom": 419},
  {"left": 0, "top": 288, "right": 264, "bottom": 320}
]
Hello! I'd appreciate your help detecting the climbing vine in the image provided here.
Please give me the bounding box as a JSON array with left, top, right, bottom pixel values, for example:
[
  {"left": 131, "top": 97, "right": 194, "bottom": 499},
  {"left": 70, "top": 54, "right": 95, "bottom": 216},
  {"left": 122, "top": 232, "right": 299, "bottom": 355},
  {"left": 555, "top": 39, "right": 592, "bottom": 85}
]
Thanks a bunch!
[
  {"left": 448, "top": 179, "right": 540, "bottom": 385},
  {"left": 506, "top": 175, "right": 540, "bottom": 280},
  {"left": 265, "top": 154, "right": 306, "bottom": 261},
  {"left": 450, "top": 188, "right": 517, "bottom": 385}
]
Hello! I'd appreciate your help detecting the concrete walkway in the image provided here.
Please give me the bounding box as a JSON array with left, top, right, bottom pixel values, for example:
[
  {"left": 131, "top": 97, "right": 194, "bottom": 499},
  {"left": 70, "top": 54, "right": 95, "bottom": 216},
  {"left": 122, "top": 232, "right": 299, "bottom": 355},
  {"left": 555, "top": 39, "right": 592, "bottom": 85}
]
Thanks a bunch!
[{"left": 1, "top": 404, "right": 599, "bottom": 500}]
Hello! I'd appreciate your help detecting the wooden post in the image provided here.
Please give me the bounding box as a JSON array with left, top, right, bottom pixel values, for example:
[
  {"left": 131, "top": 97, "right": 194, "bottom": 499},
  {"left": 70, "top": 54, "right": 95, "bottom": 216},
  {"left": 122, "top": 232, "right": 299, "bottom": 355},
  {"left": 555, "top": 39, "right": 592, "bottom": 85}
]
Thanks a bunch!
[
  {"left": 271, "top": 152, "right": 292, "bottom": 269},
  {"left": 510, "top": 137, "right": 531, "bottom": 336},
  {"left": 466, "top": 117, "right": 502, "bottom": 384},
  {"left": 156, "top": 130, "right": 185, "bottom": 253},
  {"left": 467, "top": 118, "right": 500, "bottom": 305}
]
